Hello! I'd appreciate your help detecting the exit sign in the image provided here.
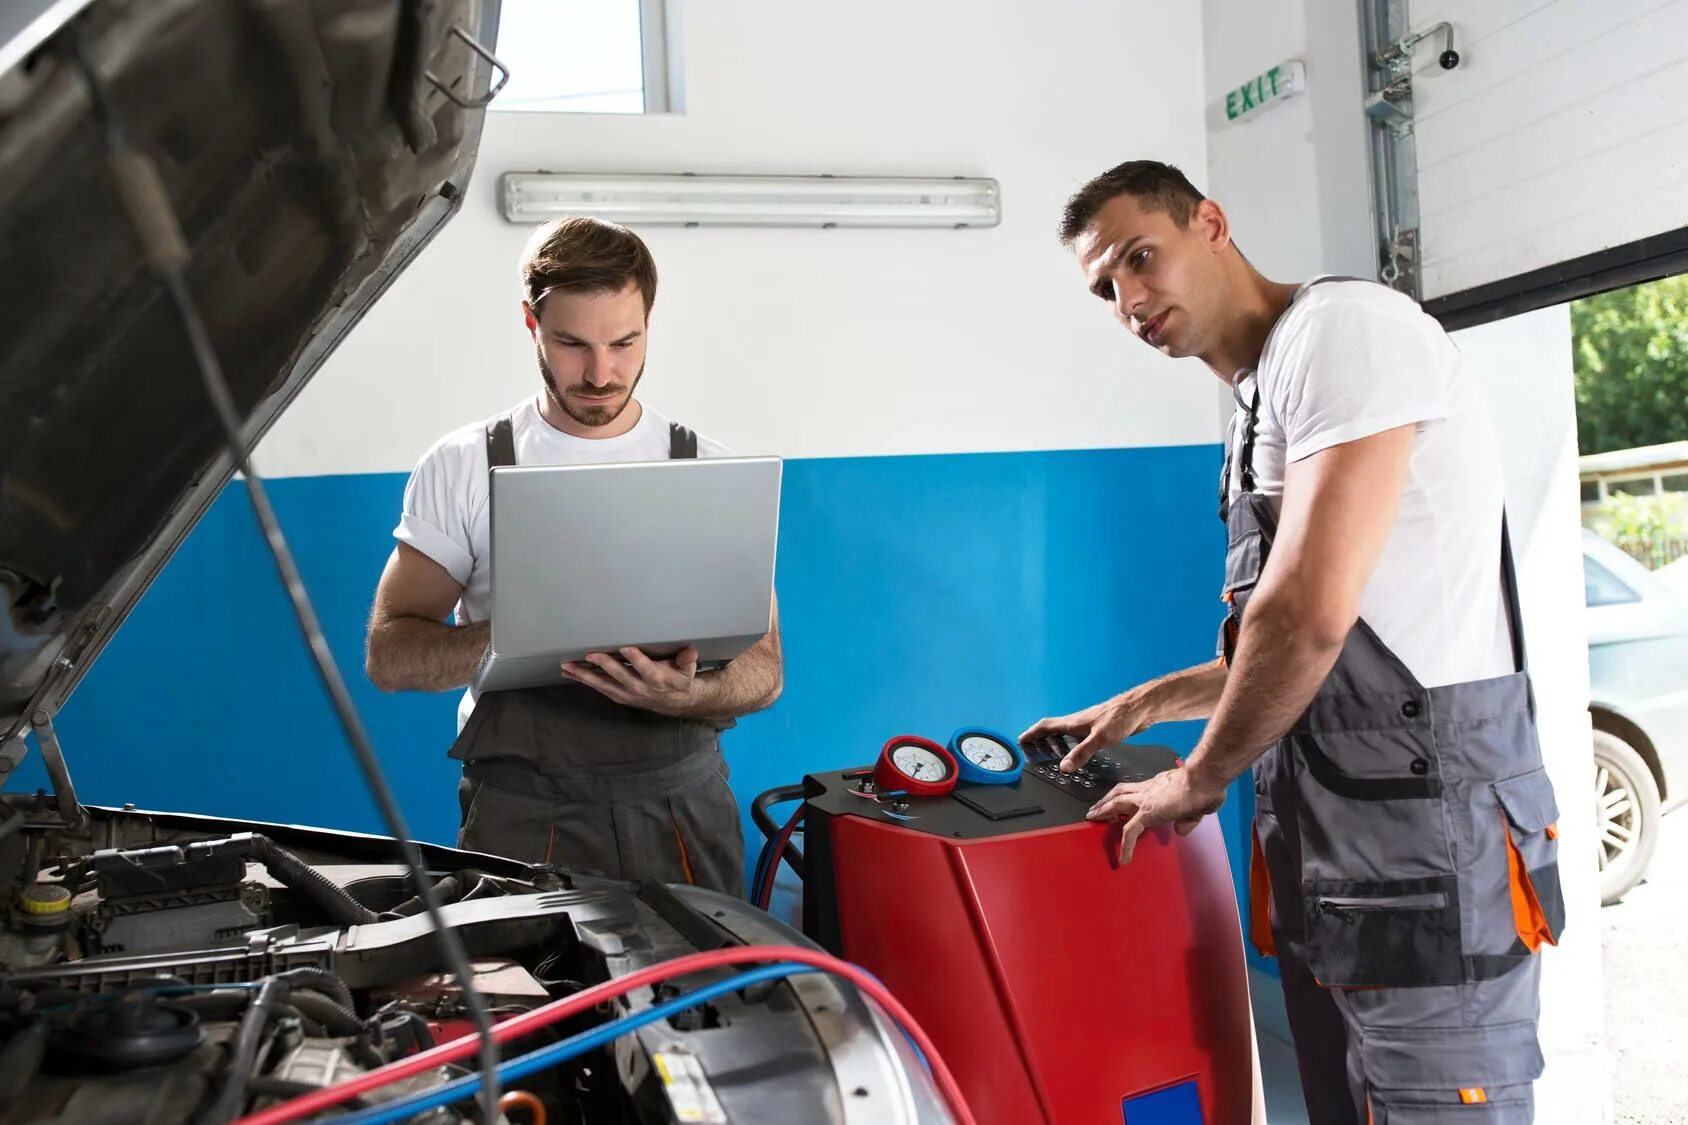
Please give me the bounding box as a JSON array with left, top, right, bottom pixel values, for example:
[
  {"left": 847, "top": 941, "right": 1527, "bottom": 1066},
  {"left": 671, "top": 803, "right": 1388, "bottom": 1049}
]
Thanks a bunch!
[{"left": 1224, "top": 60, "right": 1306, "bottom": 123}]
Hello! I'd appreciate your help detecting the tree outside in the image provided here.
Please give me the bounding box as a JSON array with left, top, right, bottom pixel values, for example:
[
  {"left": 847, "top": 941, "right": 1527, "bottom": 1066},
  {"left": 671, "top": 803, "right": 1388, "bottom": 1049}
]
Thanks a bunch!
[
  {"left": 1573, "top": 276, "right": 1688, "bottom": 564},
  {"left": 1573, "top": 275, "right": 1688, "bottom": 456}
]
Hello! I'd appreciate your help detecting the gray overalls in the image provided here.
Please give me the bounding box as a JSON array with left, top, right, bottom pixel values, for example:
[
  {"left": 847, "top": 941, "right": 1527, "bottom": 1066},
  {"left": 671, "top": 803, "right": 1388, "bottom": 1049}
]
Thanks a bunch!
[
  {"left": 1221, "top": 278, "right": 1565, "bottom": 1122},
  {"left": 448, "top": 412, "right": 746, "bottom": 896}
]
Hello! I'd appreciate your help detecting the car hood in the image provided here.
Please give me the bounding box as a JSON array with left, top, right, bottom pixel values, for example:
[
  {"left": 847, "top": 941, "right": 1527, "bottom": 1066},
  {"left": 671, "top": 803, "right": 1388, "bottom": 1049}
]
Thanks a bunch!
[{"left": 0, "top": 0, "right": 501, "bottom": 758}]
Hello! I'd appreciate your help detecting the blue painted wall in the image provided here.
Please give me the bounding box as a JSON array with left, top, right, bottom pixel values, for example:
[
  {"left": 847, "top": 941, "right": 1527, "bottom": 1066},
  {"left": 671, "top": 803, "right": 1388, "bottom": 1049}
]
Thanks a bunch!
[{"left": 17, "top": 445, "right": 1267, "bottom": 966}]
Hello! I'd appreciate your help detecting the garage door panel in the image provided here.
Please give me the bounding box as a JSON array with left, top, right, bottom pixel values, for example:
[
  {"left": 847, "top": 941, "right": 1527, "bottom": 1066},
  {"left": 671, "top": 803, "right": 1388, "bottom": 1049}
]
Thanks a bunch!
[
  {"left": 1414, "top": 1, "right": 1688, "bottom": 167},
  {"left": 1418, "top": 54, "right": 1688, "bottom": 219},
  {"left": 1410, "top": 0, "right": 1688, "bottom": 302},
  {"left": 1421, "top": 126, "right": 1688, "bottom": 298},
  {"left": 1407, "top": 0, "right": 1558, "bottom": 44}
]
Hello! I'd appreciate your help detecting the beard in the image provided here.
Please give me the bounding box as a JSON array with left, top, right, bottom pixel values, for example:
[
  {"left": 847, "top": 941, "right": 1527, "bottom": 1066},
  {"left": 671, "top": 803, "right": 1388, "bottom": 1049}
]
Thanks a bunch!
[{"left": 538, "top": 346, "right": 645, "bottom": 429}]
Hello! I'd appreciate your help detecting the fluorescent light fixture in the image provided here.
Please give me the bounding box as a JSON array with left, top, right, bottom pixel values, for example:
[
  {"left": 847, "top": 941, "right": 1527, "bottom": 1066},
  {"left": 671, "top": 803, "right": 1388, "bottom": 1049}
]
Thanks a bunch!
[{"left": 499, "top": 172, "right": 1000, "bottom": 229}]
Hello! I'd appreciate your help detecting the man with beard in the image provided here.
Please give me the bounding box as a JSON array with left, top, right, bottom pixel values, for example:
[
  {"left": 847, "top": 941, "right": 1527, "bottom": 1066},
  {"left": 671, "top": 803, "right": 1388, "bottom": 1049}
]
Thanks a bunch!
[{"left": 365, "top": 217, "right": 781, "bottom": 894}]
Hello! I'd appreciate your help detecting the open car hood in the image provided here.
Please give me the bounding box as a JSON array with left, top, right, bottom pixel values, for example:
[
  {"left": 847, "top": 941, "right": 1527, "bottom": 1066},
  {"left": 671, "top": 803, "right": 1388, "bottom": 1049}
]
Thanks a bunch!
[{"left": 0, "top": 0, "right": 502, "bottom": 758}]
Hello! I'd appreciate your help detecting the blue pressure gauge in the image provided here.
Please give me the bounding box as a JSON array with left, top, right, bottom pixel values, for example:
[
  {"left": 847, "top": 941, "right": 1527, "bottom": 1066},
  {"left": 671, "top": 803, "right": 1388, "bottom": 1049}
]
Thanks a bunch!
[{"left": 947, "top": 727, "right": 1025, "bottom": 785}]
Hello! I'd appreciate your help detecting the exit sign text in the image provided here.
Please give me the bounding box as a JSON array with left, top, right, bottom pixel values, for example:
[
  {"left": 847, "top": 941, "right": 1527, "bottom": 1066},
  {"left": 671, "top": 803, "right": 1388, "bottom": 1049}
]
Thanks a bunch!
[{"left": 1224, "top": 60, "right": 1307, "bottom": 122}]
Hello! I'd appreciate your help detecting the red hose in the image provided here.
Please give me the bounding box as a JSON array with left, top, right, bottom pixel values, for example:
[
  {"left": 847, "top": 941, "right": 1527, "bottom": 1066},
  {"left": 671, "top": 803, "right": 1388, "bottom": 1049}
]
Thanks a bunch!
[
  {"left": 756, "top": 805, "right": 803, "bottom": 910},
  {"left": 232, "top": 943, "right": 976, "bottom": 1125}
]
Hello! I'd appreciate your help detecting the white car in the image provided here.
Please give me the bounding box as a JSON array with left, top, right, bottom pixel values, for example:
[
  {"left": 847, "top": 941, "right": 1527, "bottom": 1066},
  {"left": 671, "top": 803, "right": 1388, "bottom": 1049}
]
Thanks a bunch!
[
  {"left": 1584, "top": 532, "right": 1688, "bottom": 904},
  {"left": 1655, "top": 553, "right": 1688, "bottom": 598}
]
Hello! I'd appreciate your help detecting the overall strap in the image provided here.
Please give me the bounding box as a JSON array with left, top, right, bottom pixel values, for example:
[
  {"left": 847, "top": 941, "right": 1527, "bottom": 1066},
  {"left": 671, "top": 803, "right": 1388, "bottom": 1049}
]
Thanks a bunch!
[
  {"left": 1498, "top": 513, "right": 1536, "bottom": 718},
  {"left": 1236, "top": 383, "right": 1262, "bottom": 494},
  {"left": 1218, "top": 383, "right": 1262, "bottom": 522},
  {"left": 668, "top": 421, "right": 699, "bottom": 459},
  {"left": 485, "top": 411, "right": 517, "bottom": 473},
  {"left": 1499, "top": 513, "right": 1529, "bottom": 676}
]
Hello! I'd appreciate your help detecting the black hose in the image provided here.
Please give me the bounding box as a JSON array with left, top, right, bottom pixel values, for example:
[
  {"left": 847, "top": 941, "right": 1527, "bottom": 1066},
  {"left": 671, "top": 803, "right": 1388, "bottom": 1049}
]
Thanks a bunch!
[
  {"left": 273, "top": 967, "right": 355, "bottom": 1011},
  {"left": 285, "top": 991, "right": 363, "bottom": 1038},
  {"left": 750, "top": 784, "right": 806, "bottom": 877},
  {"left": 251, "top": 837, "right": 379, "bottom": 928},
  {"left": 199, "top": 976, "right": 288, "bottom": 1124},
  {"left": 244, "top": 1076, "right": 373, "bottom": 1110},
  {"left": 384, "top": 869, "right": 486, "bottom": 918}
]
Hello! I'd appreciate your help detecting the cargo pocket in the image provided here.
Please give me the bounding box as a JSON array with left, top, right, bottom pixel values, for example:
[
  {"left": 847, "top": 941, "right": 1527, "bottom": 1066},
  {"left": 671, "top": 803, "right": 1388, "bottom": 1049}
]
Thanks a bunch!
[
  {"left": 1492, "top": 768, "right": 1564, "bottom": 952},
  {"left": 1362, "top": 1017, "right": 1542, "bottom": 1122},
  {"left": 1303, "top": 876, "right": 1463, "bottom": 987}
]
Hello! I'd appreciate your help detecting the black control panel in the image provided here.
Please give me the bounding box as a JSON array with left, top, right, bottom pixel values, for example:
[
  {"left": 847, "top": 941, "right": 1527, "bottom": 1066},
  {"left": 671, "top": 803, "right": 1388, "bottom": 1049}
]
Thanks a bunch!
[{"left": 1020, "top": 736, "right": 1182, "bottom": 799}]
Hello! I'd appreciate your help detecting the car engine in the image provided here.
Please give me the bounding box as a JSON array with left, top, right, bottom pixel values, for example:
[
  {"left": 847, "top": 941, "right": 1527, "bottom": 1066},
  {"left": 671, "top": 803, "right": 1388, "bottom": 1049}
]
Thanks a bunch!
[{"left": 0, "top": 802, "right": 942, "bottom": 1124}]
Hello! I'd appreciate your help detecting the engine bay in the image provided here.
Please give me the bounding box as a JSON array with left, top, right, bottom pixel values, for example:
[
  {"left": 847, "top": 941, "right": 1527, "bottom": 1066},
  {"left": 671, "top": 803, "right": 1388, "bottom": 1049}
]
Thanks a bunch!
[{"left": 0, "top": 802, "right": 933, "bottom": 1124}]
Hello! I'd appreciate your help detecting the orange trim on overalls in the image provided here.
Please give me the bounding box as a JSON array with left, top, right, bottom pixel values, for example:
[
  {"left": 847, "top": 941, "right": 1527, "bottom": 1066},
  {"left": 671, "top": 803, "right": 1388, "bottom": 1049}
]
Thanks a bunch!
[
  {"left": 1249, "top": 825, "right": 1277, "bottom": 957},
  {"left": 670, "top": 810, "right": 698, "bottom": 885},
  {"left": 1501, "top": 812, "right": 1556, "bottom": 952}
]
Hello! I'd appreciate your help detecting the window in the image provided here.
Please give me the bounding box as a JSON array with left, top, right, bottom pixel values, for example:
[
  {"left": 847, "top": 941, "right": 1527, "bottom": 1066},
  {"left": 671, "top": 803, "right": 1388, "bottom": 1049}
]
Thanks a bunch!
[
  {"left": 491, "top": 0, "right": 675, "bottom": 114},
  {"left": 1584, "top": 556, "right": 1640, "bottom": 607},
  {"left": 1664, "top": 472, "right": 1688, "bottom": 493},
  {"left": 1580, "top": 479, "right": 1601, "bottom": 503},
  {"left": 1608, "top": 477, "right": 1657, "bottom": 497}
]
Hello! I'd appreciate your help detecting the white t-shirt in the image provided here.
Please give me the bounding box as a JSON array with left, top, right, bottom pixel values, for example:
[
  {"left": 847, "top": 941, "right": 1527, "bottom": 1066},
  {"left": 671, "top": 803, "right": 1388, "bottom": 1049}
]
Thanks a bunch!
[
  {"left": 1224, "top": 278, "right": 1515, "bottom": 689},
  {"left": 394, "top": 395, "right": 733, "bottom": 728}
]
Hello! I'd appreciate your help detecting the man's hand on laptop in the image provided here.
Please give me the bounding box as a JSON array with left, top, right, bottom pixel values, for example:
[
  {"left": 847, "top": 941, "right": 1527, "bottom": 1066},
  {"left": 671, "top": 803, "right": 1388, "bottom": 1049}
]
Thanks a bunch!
[{"left": 561, "top": 646, "right": 703, "bottom": 716}]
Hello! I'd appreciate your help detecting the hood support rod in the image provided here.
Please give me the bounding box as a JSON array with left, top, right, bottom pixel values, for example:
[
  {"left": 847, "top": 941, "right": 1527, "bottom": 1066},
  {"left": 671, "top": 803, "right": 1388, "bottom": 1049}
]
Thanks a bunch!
[{"left": 29, "top": 710, "right": 87, "bottom": 833}]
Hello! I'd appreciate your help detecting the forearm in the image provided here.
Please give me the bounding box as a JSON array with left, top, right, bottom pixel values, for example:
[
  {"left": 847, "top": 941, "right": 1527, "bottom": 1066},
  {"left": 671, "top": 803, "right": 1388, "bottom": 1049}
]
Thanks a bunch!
[
  {"left": 1183, "top": 598, "right": 1344, "bottom": 790},
  {"left": 365, "top": 617, "right": 489, "bottom": 693},
  {"left": 1130, "top": 659, "right": 1230, "bottom": 725},
  {"left": 672, "top": 631, "right": 783, "bottom": 720}
]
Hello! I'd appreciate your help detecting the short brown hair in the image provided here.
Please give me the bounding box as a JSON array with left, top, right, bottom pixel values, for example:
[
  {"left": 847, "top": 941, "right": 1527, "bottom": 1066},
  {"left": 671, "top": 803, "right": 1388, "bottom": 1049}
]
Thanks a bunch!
[
  {"left": 1057, "top": 160, "right": 1206, "bottom": 246},
  {"left": 519, "top": 217, "right": 658, "bottom": 313}
]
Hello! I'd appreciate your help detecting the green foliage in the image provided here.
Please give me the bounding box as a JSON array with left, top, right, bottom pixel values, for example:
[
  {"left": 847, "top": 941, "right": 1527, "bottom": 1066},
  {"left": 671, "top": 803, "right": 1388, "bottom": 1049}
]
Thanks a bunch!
[
  {"left": 1593, "top": 493, "right": 1687, "bottom": 568},
  {"left": 1571, "top": 276, "right": 1688, "bottom": 455}
]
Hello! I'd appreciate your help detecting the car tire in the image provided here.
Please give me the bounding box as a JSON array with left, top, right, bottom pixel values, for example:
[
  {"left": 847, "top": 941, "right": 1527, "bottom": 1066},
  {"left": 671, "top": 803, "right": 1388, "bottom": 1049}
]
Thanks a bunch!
[{"left": 1594, "top": 727, "right": 1661, "bottom": 906}]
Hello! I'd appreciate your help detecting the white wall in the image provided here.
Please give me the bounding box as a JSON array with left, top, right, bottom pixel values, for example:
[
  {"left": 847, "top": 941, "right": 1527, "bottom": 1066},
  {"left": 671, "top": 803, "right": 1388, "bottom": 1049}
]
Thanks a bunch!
[
  {"left": 1198, "top": 0, "right": 1373, "bottom": 427},
  {"left": 256, "top": 0, "right": 1221, "bottom": 479},
  {"left": 1453, "top": 304, "right": 1607, "bottom": 1123},
  {"left": 1199, "top": 0, "right": 1373, "bottom": 280}
]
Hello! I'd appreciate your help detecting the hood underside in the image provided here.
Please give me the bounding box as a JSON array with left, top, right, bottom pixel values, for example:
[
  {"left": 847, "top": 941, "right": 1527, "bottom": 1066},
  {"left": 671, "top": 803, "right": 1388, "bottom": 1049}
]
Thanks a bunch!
[{"left": 0, "top": 0, "right": 500, "bottom": 750}]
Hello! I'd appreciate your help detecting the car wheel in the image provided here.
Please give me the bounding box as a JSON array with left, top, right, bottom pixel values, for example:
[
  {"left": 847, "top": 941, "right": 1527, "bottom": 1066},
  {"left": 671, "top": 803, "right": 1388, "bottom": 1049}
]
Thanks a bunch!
[{"left": 1593, "top": 727, "right": 1661, "bottom": 906}]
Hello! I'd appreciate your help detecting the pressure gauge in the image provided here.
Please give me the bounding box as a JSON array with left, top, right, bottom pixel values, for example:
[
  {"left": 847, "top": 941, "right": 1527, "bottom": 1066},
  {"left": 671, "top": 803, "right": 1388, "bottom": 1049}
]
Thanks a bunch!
[
  {"left": 948, "top": 727, "right": 1025, "bottom": 785},
  {"left": 872, "top": 736, "right": 958, "bottom": 798}
]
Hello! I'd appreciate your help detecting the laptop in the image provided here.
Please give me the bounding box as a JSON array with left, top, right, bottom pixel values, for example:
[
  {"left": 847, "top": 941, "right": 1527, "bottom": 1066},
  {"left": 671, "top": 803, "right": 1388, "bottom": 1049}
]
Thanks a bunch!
[{"left": 473, "top": 456, "right": 783, "bottom": 693}]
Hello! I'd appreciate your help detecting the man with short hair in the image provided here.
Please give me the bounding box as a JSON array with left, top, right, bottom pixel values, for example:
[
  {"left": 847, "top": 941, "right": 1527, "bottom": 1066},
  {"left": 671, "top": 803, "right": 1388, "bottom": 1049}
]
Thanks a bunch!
[
  {"left": 366, "top": 217, "right": 781, "bottom": 895},
  {"left": 1021, "top": 161, "right": 1564, "bottom": 1122}
]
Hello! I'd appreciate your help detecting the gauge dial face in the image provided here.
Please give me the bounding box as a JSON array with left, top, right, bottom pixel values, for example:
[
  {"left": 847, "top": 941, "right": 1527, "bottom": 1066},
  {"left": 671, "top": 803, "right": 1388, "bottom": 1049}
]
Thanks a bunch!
[
  {"left": 890, "top": 744, "right": 951, "bottom": 782},
  {"left": 957, "top": 734, "right": 1016, "bottom": 772}
]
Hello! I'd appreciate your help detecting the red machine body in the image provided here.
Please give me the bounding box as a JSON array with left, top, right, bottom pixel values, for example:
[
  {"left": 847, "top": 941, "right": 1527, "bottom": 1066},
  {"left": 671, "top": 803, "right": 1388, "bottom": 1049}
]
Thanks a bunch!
[{"left": 800, "top": 743, "right": 1254, "bottom": 1125}]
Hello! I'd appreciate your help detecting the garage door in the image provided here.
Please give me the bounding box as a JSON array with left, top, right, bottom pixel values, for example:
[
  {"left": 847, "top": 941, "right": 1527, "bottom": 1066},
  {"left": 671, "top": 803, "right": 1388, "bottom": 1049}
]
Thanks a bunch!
[{"left": 1364, "top": 0, "right": 1688, "bottom": 326}]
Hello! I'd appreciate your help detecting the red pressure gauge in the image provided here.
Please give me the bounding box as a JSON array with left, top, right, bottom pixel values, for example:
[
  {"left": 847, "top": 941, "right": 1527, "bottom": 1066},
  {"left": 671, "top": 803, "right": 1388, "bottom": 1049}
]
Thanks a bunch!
[{"left": 872, "top": 735, "right": 959, "bottom": 797}]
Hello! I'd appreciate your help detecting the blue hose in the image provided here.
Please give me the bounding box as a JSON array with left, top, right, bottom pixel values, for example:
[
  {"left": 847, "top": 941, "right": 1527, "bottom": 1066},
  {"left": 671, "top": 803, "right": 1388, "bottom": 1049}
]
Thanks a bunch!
[
  {"left": 326, "top": 963, "right": 816, "bottom": 1125},
  {"left": 749, "top": 837, "right": 774, "bottom": 905}
]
